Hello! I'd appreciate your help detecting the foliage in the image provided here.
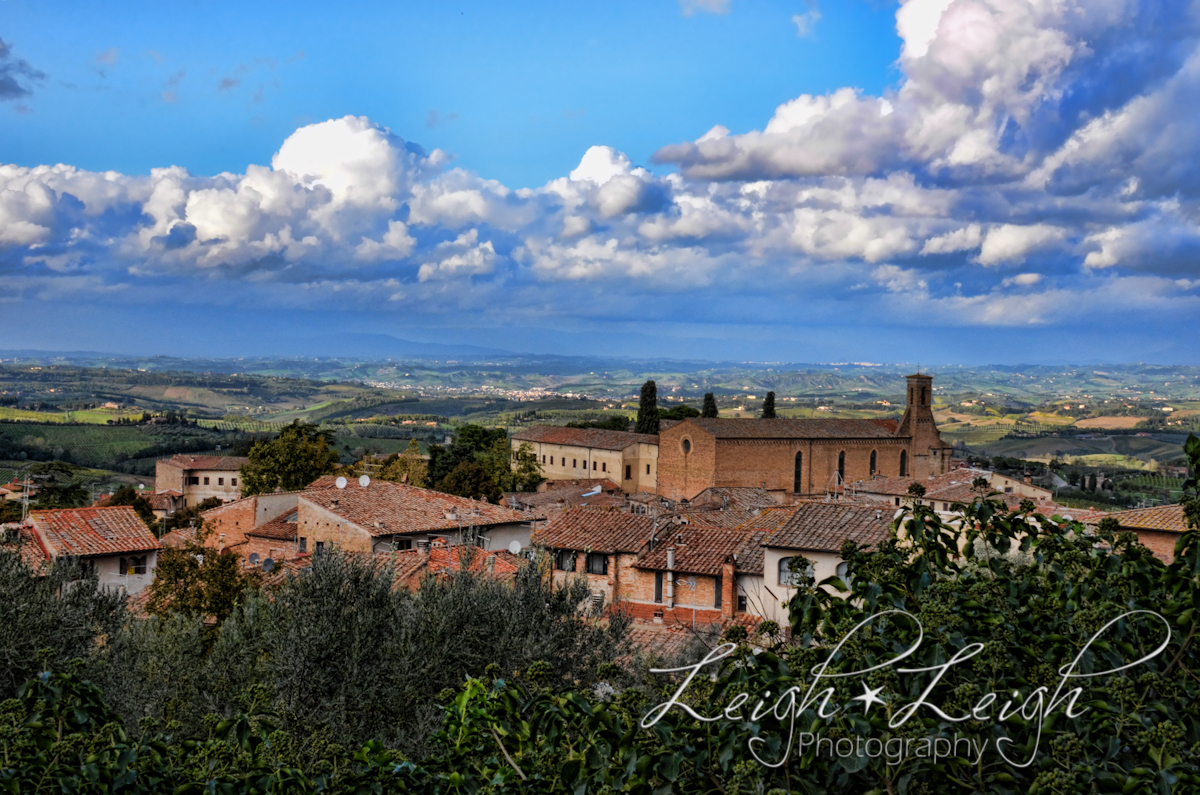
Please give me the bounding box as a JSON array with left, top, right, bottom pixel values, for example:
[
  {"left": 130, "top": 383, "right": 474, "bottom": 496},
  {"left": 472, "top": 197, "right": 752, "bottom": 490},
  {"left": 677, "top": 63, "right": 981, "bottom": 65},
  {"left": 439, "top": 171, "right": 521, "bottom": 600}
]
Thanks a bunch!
[
  {"left": 760, "top": 390, "right": 776, "bottom": 418},
  {"left": 436, "top": 461, "right": 502, "bottom": 503},
  {"left": 30, "top": 482, "right": 89, "bottom": 508},
  {"left": 428, "top": 425, "right": 540, "bottom": 499},
  {"left": 659, "top": 404, "right": 701, "bottom": 421},
  {"left": 635, "top": 380, "right": 659, "bottom": 435},
  {"left": 155, "top": 496, "right": 223, "bottom": 535},
  {"left": 427, "top": 424, "right": 507, "bottom": 486},
  {"left": 240, "top": 421, "right": 340, "bottom": 496},
  {"left": 379, "top": 439, "right": 430, "bottom": 487},
  {"left": 702, "top": 392, "right": 719, "bottom": 418},
  {"left": 566, "top": 416, "right": 631, "bottom": 432},
  {"left": 106, "top": 484, "right": 156, "bottom": 526},
  {"left": 145, "top": 530, "right": 260, "bottom": 626}
]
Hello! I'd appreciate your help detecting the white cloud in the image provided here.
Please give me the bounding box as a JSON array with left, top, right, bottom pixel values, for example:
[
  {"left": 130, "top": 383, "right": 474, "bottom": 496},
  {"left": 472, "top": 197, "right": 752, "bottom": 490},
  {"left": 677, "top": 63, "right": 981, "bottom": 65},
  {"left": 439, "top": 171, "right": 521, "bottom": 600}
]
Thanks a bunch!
[
  {"left": 976, "top": 224, "right": 1064, "bottom": 266},
  {"left": 417, "top": 229, "right": 498, "bottom": 282},
  {"left": 792, "top": 2, "right": 822, "bottom": 38},
  {"left": 569, "top": 146, "right": 634, "bottom": 186},
  {"left": 920, "top": 224, "right": 981, "bottom": 255}
]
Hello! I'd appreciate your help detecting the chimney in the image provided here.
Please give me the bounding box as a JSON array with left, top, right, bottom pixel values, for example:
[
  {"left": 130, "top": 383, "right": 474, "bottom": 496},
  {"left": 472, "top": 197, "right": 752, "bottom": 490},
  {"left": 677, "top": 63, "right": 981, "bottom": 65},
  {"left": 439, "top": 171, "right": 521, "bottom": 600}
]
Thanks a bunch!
[
  {"left": 486, "top": 554, "right": 496, "bottom": 574},
  {"left": 1024, "top": 472, "right": 1032, "bottom": 485},
  {"left": 721, "top": 559, "right": 735, "bottom": 618},
  {"left": 416, "top": 539, "right": 431, "bottom": 557},
  {"left": 666, "top": 547, "right": 676, "bottom": 608}
]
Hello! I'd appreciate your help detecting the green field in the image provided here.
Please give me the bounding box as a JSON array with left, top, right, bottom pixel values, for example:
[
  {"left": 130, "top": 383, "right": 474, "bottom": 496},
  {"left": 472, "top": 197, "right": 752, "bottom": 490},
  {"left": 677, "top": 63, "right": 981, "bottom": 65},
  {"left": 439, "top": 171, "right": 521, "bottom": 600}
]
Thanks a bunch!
[{"left": 0, "top": 407, "right": 135, "bottom": 424}]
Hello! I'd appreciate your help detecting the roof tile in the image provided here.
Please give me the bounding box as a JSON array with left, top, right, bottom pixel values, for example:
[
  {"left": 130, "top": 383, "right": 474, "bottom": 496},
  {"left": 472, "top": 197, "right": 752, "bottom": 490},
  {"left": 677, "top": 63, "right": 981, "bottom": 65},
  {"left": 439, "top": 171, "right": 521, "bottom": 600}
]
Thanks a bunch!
[{"left": 29, "top": 506, "right": 162, "bottom": 558}]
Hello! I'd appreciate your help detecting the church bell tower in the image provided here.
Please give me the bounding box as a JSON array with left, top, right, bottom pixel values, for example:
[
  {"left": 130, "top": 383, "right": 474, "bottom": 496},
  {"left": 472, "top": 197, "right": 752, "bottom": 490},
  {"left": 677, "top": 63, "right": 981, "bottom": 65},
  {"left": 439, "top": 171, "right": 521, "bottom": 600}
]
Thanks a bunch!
[{"left": 896, "top": 373, "right": 950, "bottom": 477}]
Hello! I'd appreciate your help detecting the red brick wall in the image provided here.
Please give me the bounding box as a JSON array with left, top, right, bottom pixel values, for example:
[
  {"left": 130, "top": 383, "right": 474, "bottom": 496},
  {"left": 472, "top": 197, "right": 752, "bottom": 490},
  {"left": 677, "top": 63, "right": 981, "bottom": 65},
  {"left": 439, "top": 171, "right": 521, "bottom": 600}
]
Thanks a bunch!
[
  {"left": 155, "top": 460, "right": 183, "bottom": 494},
  {"left": 1137, "top": 530, "right": 1181, "bottom": 562},
  {"left": 201, "top": 498, "right": 256, "bottom": 550},
  {"left": 295, "top": 501, "right": 373, "bottom": 553},
  {"left": 657, "top": 428, "right": 718, "bottom": 501}
]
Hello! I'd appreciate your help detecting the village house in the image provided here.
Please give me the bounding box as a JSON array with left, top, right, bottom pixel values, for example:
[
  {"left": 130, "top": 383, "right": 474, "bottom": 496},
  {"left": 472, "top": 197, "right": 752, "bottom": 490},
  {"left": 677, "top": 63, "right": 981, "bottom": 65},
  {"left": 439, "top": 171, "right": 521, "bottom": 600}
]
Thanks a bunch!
[
  {"left": 155, "top": 455, "right": 249, "bottom": 507},
  {"left": 1101, "top": 504, "right": 1190, "bottom": 561},
  {"left": 503, "top": 478, "right": 627, "bottom": 516},
  {"left": 22, "top": 506, "right": 162, "bottom": 594},
  {"left": 533, "top": 510, "right": 657, "bottom": 612},
  {"left": 510, "top": 426, "right": 659, "bottom": 493},
  {"left": 203, "top": 477, "right": 545, "bottom": 565},
  {"left": 851, "top": 467, "right": 1055, "bottom": 513},
  {"left": 656, "top": 374, "right": 953, "bottom": 503},
  {"left": 758, "top": 503, "right": 891, "bottom": 624}
]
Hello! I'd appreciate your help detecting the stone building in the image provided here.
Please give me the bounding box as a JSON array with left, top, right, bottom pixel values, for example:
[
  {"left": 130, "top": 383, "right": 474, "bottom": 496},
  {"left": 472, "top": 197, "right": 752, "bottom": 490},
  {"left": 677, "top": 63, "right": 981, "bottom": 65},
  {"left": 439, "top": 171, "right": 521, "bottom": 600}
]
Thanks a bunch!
[
  {"left": 656, "top": 374, "right": 952, "bottom": 502},
  {"left": 155, "top": 455, "right": 249, "bottom": 507},
  {"left": 23, "top": 506, "right": 162, "bottom": 595},
  {"left": 510, "top": 426, "right": 659, "bottom": 493}
]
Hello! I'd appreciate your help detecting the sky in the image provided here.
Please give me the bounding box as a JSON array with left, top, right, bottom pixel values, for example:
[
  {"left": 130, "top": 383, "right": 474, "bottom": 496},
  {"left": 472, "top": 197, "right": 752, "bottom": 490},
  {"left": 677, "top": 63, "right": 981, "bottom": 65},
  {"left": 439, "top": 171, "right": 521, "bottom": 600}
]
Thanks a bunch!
[{"left": 1, "top": 0, "right": 1199, "bottom": 363}]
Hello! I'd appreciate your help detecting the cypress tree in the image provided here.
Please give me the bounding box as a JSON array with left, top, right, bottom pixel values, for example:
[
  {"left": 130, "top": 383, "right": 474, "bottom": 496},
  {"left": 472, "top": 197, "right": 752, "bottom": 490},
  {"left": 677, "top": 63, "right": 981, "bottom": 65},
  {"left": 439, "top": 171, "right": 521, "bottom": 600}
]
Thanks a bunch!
[
  {"left": 761, "top": 391, "right": 777, "bottom": 419},
  {"left": 702, "top": 392, "right": 718, "bottom": 418},
  {"left": 636, "top": 380, "right": 660, "bottom": 435}
]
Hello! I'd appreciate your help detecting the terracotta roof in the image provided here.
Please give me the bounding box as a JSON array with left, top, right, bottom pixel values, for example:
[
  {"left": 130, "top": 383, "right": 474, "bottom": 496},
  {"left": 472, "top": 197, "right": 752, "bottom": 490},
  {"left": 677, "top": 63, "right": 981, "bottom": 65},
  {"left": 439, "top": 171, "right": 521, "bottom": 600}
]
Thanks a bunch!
[
  {"left": 504, "top": 485, "right": 627, "bottom": 511},
  {"left": 636, "top": 526, "right": 759, "bottom": 577},
  {"left": 29, "top": 506, "right": 162, "bottom": 558},
  {"left": 376, "top": 544, "right": 528, "bottom": 585},
  {"left": 246, "top": 511, "right": 299, "bottom": 540},
  {"left": 731, "top": 507, "right": 795, "bottom": 532},
  {"left": 690, "top": 487, "right": 779, "bottom": 510},
  {"left": 766, "top": 503, "right": 891, "bottom": 553},
  {"left": 678, "top": 509, "right": 762, "bottom": 529},
  {"left": 2, "top": 525, "right": 51, "bottom": 571},
  {"left": 511, "top": 425, "right": 659, "bottom": 451},
  {"left": 159, "top": 527, "right": 198, "bottom": 549},
  {"left": 670, "top": 417, "right": 899, "bottom": 440},
  {"left": 159, "top": 455, "right": 249, "bottom": 472},
  {"left": 147, "top": 492, "right": 181, "bottom": 511},
  {"left": 539, "top": 478, "right": 623, "bottom": 493},
  {"left": 301, "top": 480, "right": 541, "bottom": 537},
  {"left": 1106, "top": 504, "right": 1189, "bottom": 534},
  {"left": 533, "top": 509, "right": 655, "bottom": 554}
]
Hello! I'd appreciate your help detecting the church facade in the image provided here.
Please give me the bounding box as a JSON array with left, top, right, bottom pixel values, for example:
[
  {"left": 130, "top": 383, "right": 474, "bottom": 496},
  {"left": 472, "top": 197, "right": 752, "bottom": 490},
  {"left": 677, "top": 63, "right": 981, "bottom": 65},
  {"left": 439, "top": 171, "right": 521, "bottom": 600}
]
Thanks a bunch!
[{"left": 656, "top": 374, "right": 952, "bottom": 503}]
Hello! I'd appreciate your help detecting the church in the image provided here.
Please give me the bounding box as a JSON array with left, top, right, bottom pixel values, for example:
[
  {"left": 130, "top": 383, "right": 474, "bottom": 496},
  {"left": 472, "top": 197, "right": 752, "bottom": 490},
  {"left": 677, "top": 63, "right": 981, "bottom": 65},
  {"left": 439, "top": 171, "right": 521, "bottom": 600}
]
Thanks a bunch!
[{"left": 656, "top": 374, "right": 952, "bottom": 503}]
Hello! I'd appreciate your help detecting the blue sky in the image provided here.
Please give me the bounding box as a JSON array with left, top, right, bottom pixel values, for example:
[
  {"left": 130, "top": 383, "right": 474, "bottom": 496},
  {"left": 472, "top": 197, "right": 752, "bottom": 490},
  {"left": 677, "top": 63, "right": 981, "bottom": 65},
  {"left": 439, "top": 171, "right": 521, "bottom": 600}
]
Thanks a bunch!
[{"left": 2, "top": 0, "right": 1199, "bottom": 363}]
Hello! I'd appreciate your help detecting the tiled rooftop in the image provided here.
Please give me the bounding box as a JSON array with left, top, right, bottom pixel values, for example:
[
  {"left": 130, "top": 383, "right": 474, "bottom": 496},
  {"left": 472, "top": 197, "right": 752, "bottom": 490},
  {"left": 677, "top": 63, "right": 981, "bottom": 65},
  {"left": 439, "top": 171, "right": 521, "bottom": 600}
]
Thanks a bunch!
[
  {"left": 690, "top": 487, "right": 780, "bottom": 510},
  {"left": 511, "top": 425, "right": 659, "bottom": 451},
  {"left": 504, "top": 484, "right": 627, "bottom": 511},
  {"left": 29, "top": 506, "right": 162, "bottom": 558},
  {"left": 301, "top": 480, "right": 542, "bottom": 538},
  {"left": 636, "top": 525, "right": 765, "bottom": 577},
  {"left": 670, "top": 417, "right": 899, "bottom": 440},
  {"left": 533, "top": 509, "right": 656, "bottom": 554},
  {"left": 1107, "top": 504, "right": 1189, "bottom": 533},
  {"left": 766, "top": 503, "right": 891, "bottom": 553},
  {"left": 159, "top": 455, "right": 249, "bottom": 472},
  {"left": 246, "top": 511, "right": 300, "bottom": 540},
  {"left": 2, "top": 525, "right": 51, "bottom": 571}
]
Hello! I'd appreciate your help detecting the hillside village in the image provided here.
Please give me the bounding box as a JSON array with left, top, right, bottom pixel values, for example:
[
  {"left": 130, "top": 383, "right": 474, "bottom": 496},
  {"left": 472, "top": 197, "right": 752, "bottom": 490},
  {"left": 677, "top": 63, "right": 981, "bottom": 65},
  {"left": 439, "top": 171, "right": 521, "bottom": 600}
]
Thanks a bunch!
[{"left": 4, "top": 371, "right": 1193, "bottom": 653}]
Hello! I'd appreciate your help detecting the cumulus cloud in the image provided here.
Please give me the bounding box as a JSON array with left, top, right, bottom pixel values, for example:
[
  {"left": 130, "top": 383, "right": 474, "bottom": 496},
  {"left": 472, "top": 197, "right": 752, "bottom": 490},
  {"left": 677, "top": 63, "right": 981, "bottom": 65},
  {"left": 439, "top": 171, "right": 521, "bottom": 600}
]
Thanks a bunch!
[
  {"left": 792, "top": 2, "right": 822, "bottom": 38},
  {"left": 3, "top": 0, "right": 1200, "bottom": 338}
]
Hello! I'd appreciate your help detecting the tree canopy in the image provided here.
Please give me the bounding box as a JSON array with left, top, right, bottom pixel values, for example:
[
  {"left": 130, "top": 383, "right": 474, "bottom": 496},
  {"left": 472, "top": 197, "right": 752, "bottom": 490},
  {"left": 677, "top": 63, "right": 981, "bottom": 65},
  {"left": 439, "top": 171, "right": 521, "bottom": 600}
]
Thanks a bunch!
[
  {"left": 760, "top": 390, "right": 776, "bottom": 418},
  {"left": 701, "top": 392, "right": 719, "bottom": 418},
  {"left": 635, "top": 380, "right": 659, "bottom": 435},
  {"left": 239, "top": 421, "right": 340, "bottom": 496}
]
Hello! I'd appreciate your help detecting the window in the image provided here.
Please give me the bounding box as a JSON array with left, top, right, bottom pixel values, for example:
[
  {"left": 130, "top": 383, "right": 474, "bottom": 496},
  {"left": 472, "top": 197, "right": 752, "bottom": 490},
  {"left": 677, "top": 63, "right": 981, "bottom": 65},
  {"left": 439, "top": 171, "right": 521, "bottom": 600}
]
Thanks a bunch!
[
  {"left": 119, "top": 556, "right": 147, "bottom": 575},
  {"left": 682, "top": 438, "right": 692, "bottom": 454},
  {"left": 586, "top": 553, "right": 608, "bottom": 575},
  {"left": 895, "top": 497, "right": 901, "bottom": 506},
  {"left": 869, "top": 450, "right": 877, "bottom": 476},
  {"left": 793, "top": 451, "right": 803, "bottom": 493},
  {"left": 714, "top": 575, "right": 722, "bottom": 608},
  {"left": 654, "top": 572, "right": 663, "bottom": 603},
  {"left": 394, "top": 538, "right": 412, "bottom": 551},
  {"left": 550, "top": 456, "right": 554, "bottom": 464},
  {"left": 899, "top": 450, "right": 908, "bottom": 477},
  {"left": 737, "top": 593, "right": 748, "bottom": 612},
  {"left": 188, "top": 476, "right": 199, "bottom": 485},
  {"left": 203, "top": 476, "right": 210, "bottom": 485},
  {"left": 231, "top": 478, "right": 237, "bottom": 487},
  {"left": 299, "top": 537, "right": 307, "bottom": 553},
  {"left": 556, "top": 550, "right": 576, "bottom": 572},
  {"left": 601, "top": 462, "right": 606, "bottom": 472},
  {"left": 625, "top": 465, "right": 632, "bottom": 480},
  {"left": 1004, "top": 487, "right": 1013, "bottom": 493},
  {"left": 779, "top": 556, "right": 814, "bottom": 587},
  {"left": 646, "top": 464, "right": 651, "bottom": 475},
  {"left": 218, "top": 477, "right": 224, "bottom": 486},
  {"left": 315, "top": 541, "right": 325, "bottom": 555},
  {"left": 592, "top": 461, "right": 597, "bottom": 471},
  {"left": 573, "top": 459, "right": 577, "bottom": 468},
  {"left": 921, "top": 386, "right": 927, "bottom": 405},
  {"left": 837, "top": 451, "right": 846, "bottom": 482},
  {"left": 542, "top": 455, "right": 546, "bottom": 464}
]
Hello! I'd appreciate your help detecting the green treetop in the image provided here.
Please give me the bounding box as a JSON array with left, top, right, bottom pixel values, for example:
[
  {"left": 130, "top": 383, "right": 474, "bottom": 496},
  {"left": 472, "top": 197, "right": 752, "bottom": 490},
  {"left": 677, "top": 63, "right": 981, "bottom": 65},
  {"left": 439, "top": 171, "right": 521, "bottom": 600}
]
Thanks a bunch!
[
  {"left": 635, "top": 380, "right": 659, "bottom": 435},
  {"left": 701, "top": 392, "right": 718, "bottom": 418},
  {"left": 761, "top": 391, "right": 777, "bottom": 418},
  {"left": 239, "top": 421, "right": 340, "bottom": 496}
]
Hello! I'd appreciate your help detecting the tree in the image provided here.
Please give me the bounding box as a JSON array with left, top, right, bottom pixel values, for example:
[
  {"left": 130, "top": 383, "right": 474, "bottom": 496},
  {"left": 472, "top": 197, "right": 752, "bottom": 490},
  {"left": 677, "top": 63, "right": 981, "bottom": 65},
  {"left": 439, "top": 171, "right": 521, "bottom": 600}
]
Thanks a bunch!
[
  {"left": 34, "top": 483, "right": 89, "bottom": 509},
  {"left": 760, "top": 391, "right": 776, "bottom": 419},
  {"left": 239, "top": 421, "right": 340, "bottom": 496},
  {"left": 566, "top": 416, "right": 630, "bottom": 432},
  {"left": 377, "top": 440, "right": 429, "bottom": 487},
  {"left": 156, "top": 497, "right": 223, "bottom": 535},
  {"left": 658, "top": 404, "right": 701, "bottom": 421},
  {"left": 427, "top": 424, "right": 507, "bottom": 486},
  {"left": 1088, "top": 472, "right": 1098, "bottom": 492},
  {"left": 436, "top": 461, "right": 502, "bottom": 503},
  {"left": 106, "top": 484, "right": 155, "bottom": 526},
  {"left": 701, "top": 392, "right": 718, "bottom": 418},
  {"left": 145, "top": 528, "right": 259, "bottom": 625},
  {"left": 635, "top": 380, "right": 659, "bottom": 435}
]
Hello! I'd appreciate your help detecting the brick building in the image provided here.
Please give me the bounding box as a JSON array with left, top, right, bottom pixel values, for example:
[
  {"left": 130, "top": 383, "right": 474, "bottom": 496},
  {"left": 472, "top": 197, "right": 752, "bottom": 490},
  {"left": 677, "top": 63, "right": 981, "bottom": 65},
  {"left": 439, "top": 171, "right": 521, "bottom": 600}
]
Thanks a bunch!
[
  {"left": 510, "top": 426, "right": 659, "bottom": 493},
  {"left": 203, "top": 478, "right": 544, "bottom": 564},
  {"left": 23, "top": 506, "right": 162, "bottom": 594},
  {"left": 155, "top": 455, "right": 249, "bottom": 507},
  {"left": 657, "top": 374, "right": 952, "bottom": 502},
  {"left": 1102, "top": 504, "right": 1189, "bottom": 561}
]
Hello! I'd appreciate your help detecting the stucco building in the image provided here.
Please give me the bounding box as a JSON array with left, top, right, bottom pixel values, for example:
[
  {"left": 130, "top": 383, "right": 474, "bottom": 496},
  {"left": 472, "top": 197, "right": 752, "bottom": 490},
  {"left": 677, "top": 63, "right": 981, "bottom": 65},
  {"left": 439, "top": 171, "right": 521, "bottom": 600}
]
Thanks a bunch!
[
  {"left": 155, "top": 455, "right": 249, "bottom": 507},
  {"left": 656, "top": 374, "right": 953, "bottom": 503},
  {"left": 510, "top": 426, "right": 659, "bottom": 493},
  {"left": 23, "top": 506, "right": 162, "bottom": 595}
]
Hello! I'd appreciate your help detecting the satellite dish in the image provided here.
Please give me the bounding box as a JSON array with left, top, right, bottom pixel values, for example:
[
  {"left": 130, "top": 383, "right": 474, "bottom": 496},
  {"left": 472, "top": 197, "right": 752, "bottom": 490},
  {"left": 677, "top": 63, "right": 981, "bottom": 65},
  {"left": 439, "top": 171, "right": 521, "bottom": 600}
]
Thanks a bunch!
[
  {"left": 507, "top": 540, "right": 521, "bottom": 555},
  {"left": 262, "top": 558, "right": 275, "bottom": 573},
  {"left": 359, "top": 475, "right": 371, "bottom": 488},
  {"left": 335, "top": 476, "right": 347, "bottom": 490},
  {"left": 248, "top": 552, "right": 260, "bottom": 565},
  {"left": 137, "top": 484, "right": 144, "bottom": 490}
]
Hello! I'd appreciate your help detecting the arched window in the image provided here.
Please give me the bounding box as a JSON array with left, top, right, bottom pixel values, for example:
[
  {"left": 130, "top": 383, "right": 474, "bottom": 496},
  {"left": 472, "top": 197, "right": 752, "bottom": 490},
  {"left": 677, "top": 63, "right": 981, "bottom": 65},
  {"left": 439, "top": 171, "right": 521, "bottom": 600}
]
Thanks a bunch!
[
  {"left": 899, "top": 450, "right": 908, "bottom": 477},
  {"left": 869, "top": 450, "right": 877, "bottom": 475},
  {"left": 837, "top": 451, "right": 846, "bottom": 482},
  {"left": 921, "top": 386, "right": 927, "bottom": 405},
  {"left": 779, "top": 556, "right": 814, "bottom": 587},
  {"left": 793, "top": 451, "right": 803, "bottom": 493}
]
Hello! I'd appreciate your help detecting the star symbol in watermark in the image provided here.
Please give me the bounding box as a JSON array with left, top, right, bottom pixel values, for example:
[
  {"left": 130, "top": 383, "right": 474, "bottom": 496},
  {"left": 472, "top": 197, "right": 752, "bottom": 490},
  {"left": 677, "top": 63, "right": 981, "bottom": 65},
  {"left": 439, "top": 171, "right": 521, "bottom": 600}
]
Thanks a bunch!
[{"left": 851, "top": 682, "right": 887, "bottom": 714}]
